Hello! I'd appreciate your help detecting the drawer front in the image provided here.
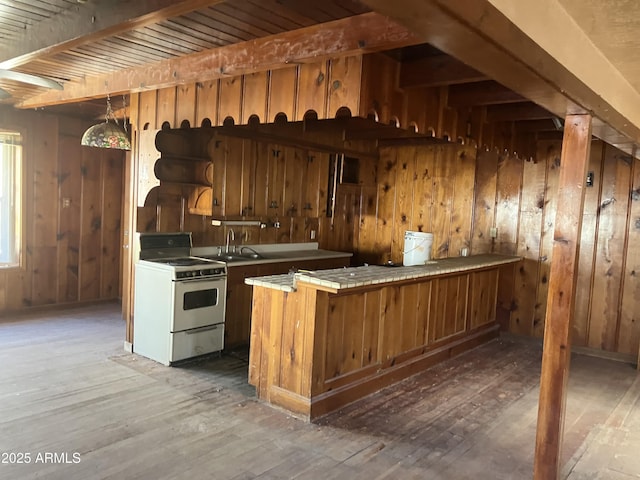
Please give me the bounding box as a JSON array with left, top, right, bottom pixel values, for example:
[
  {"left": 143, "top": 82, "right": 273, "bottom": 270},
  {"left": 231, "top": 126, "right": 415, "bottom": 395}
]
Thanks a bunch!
[{"left": 171, "top": 323, "right": 224, "bottom": 362}]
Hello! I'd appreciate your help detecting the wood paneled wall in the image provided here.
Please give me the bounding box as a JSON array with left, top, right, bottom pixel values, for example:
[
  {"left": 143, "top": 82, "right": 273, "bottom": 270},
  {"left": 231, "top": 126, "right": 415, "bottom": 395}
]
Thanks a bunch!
[
  {"left": 137, "top": 133, "right": 340, "bottom": 248},
  {"left": 474, "top": 140, "right": 640, "bottom": 356},
  {"left": 126, "top": 50, "right": 640, "bottom": 357},
  {"left": 347, "top": 142, "right": 477, "bottom": 265},
  {"left": 132, "top": 57, "right": 363, "bottom": 131},
  {"left": 0, "top": 107, "right": 124, "bottom": 315}
]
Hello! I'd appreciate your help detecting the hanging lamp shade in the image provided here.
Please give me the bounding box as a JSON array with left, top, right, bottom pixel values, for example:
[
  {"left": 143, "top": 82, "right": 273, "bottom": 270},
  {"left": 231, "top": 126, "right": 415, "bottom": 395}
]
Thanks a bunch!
[
  {"left": 81, "top": 95, "right": 131, "bottom": 150},
  {"left": 81, "top": 120, "right": 131, "bottom": 150}
]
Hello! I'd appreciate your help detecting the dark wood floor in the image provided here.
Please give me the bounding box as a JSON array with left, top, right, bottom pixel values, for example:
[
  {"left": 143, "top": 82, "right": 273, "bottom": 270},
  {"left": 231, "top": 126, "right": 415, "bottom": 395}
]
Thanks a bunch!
[{"left": 0, "top": 303, "right": 638, "bottom": 479}]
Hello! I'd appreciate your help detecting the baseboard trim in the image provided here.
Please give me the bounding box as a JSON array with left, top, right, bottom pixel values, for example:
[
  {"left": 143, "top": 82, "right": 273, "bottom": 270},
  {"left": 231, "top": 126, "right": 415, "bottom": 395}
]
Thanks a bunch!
[{"left": 499, "top": 331, "right": 637, "bottom": 366}]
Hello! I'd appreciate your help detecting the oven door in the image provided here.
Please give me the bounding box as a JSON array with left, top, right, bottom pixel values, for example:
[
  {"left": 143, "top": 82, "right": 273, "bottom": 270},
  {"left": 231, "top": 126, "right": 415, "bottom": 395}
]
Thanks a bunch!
[{"left": 172, "top": 276, "right": 226, "bottom": 332}]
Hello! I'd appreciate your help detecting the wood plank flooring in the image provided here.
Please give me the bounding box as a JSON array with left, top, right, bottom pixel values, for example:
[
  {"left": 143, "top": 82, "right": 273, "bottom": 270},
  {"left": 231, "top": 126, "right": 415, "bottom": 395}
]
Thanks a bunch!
[{"left": 0, "top": 303, "right": 638, "bottom": 479}]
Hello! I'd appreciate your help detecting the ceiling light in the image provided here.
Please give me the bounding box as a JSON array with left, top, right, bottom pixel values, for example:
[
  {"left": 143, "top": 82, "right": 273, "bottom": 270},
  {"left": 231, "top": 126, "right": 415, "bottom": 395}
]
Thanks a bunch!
[{"left": 81, "top": 94, "right": 131, "bottom": 150}]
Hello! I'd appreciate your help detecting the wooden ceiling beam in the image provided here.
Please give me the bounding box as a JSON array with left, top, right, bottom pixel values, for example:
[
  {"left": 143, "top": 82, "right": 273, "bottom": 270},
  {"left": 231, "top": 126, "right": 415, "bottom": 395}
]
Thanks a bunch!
[
  {"left": 447, "top": 81, "right": 526, "bottom": 107},
  {"left": 361, "top": 0, "right": 640, "bottom": 156},
  {"left": 18, "top": 12, "right": 419, "bottom": 108},
  {"left": 0, "top": 0, "right": 226, "bottom": 70},
  {"left": 399, "top": 55, "right": 488, "bottom": 88},
  {"left": 486, "top": 102, "right": 555, "bottom": 122}
]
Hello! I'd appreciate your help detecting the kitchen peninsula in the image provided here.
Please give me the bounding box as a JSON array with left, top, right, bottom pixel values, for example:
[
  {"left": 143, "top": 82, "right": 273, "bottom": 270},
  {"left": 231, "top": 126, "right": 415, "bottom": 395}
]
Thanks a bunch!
[{"left": 246, "top": 254, "right": 521, "bottom": 420}]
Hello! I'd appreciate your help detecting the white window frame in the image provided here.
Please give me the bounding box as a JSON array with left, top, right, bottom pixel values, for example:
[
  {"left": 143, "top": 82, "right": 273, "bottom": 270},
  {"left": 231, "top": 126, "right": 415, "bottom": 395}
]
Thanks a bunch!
[{"left": 0, "top": 129, "right": 23, "bottom": 268}]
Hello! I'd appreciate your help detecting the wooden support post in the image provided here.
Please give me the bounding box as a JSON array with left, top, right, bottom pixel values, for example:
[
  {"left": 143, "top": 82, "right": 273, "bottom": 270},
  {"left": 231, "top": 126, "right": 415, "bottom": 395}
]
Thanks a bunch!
[{"left": 534, "top": 114, "right": 592, "bottom": 479}]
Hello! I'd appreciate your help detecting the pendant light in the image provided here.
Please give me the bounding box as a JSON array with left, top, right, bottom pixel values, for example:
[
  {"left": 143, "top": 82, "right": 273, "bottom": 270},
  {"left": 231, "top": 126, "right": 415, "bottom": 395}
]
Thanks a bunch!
[{"left": 81, "top": 94, "right": 131, "bottom": 150}]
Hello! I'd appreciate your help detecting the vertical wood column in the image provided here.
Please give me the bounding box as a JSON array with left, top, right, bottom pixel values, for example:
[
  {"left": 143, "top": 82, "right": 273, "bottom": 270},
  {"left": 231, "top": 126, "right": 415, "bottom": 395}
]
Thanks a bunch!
[{"left": 534, "top": 114, "right": 592, "bottom": 479}]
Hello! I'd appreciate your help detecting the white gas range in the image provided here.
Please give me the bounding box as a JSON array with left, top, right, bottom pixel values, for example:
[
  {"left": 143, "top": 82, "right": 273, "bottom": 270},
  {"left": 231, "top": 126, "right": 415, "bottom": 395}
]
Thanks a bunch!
[{"left": 133, "top": 232, "right": 227, "bottom": 366}]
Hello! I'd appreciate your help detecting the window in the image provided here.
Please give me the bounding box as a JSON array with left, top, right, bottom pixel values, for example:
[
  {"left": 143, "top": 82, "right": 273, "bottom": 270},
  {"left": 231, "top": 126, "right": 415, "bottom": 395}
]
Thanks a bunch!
[{"left": 0, "top": 130, "right": 22, "bottom": 267}]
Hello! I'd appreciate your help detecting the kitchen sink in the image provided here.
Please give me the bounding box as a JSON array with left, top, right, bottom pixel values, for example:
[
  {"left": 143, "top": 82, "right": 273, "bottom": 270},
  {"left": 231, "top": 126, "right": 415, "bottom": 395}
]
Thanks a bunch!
[{"left": 197, "top": 251, "right": 266, "bottom": 263}]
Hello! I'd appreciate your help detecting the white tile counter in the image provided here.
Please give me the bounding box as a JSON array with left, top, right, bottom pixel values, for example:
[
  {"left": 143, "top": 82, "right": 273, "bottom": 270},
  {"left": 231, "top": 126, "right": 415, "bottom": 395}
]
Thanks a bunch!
[{"left": 245, "top": 253, "right": 521, "bottom": 292}]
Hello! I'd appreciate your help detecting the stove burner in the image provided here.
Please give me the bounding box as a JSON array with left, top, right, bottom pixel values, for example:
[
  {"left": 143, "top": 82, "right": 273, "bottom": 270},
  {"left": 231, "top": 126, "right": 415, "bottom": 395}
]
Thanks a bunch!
[
  {"left": 147, "top": 256, "right": 215, "bottom": 267},
  {"left": 167, "top": 258, "right": 202, "bottom": 266}
]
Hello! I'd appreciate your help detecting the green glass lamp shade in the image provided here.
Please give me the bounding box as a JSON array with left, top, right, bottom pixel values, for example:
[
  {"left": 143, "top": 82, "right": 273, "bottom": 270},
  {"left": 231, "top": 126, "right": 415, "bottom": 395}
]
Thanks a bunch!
[{"left": 81, "top": 120, "right": 131, "bottom": 150}]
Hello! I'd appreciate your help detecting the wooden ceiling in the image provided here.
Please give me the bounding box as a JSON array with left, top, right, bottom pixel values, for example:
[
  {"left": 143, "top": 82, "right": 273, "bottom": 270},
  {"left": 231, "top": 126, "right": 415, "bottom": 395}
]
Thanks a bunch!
[{"left": 0, "top": 0, "right": 636, "bottom": 151}]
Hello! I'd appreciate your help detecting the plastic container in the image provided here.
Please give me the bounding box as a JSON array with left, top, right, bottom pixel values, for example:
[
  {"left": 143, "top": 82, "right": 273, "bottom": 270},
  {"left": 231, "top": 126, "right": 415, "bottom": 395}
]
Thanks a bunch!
[{"left": 403, "top": 231, "right": 434, "bottom": 266}]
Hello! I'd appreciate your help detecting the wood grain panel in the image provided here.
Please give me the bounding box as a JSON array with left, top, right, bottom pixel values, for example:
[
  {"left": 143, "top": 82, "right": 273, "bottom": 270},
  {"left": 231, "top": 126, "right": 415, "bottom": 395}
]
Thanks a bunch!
[
  {"left": 393, "top": 146, "right": 416, "bottom": 262},
  {"left": 328, "top": 55, "right": 362, "bottom": 118},
  {"left": 283, "top": 146, "right": 304, "bottom": 216},
  {"left": 79, "top": 147, "right": 103, "bottom": 301},
  {"left": 279, "top": 290, "right": 306, "bottom": 395},
  {"left": 494, "top": 152, "right": 523, "bottom": 255},
  {"left": 100, "top": 151, "right": 123, "bottom": 299},
  {"left": 470, "top": 270, "right": 499, "bottom": 329},
  {"left": 209, "top": 134, "right": 226, "bottom": 217},
  {"left": 303, "top": 151, "right": 322, "bottom": 218},
  {"left": 400, "top": 283, "right": 420, "bottom": 352},
  {"left": 268, "top": 67, "right": 297, "bottom": 122},
  {"left": 589, "top": 147, "right": 631, "bottom": 351},
  {"left": 31, "top": 114, "right": 59, "bottom": 306},
  {"left": 449, "top": 145, "right": 475, "bottom": 256},
  {"left": 356, "top": 185, "right": 378, "bottom": 265},
  {"left": 156, "top": 87, "right": 177, "bottom": 128},
  {"left": 138, "top": 90, "right": 158, "bottom": 129},
  {"left": 619, "top": 156, "right": 640, "bottom": 356},
  {"left": 223, "top": 135, "right": 244, "bottom": 217},
  {"left": 219, "top": 76, "right": 243, "bottom": 125},
  {"left": 242, "top": 71, "right": 268, "bottom": 123},
  {"left": 533, "top": 142, "right": 561, "bottom": 337},
  {"left": 359, "top": 53, "right": 399, "bottom": 122},
  {"left": 341, "top": 293, "right": 365, "bottom": 375},
  {"left": 382, "top": 285, "right": 403, "bottom": 359},
  {"left": 296, "top": 61, "right": 328, "bottom": 120},
  {"left": 572, "top": 142, "right": 605, "bottom": 346},
  {"left": 362, "top": 289, "right": 381, "bottom": 367},
  {"left": 195, "top": 80, "right": 219, "bottom": 127},
  {"left": 175, "top": 83, "right": 197, "bottom": 128},
  {"left": 251, "top": 139, "right": 270, "bottom": 216},
  {"left": 325, "top": 295, "right": 346, "bottom": 379},
  {"left": 431, "top": 177, "right": 453, "bottom": 258},
  {"left": 510, "top": 157, "right": 546, "bottom": 335},
  {"left": 375, "top": 148, "right": 397, "bottom": 262},
  {"left": 412, "top": 145, "right": 435, "bottom": 235},
  {"left": 267, "top": 144, "right": 286, "bottom": 217},
  {"left": 472, "top": 149, "right": 498, "bottom": 254}
]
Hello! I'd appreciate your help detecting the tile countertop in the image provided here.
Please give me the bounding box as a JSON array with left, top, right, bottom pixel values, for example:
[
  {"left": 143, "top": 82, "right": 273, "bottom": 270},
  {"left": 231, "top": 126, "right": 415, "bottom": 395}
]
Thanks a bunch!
[{"left": 244, "top": 254, "right": 522, "bottom": 293}]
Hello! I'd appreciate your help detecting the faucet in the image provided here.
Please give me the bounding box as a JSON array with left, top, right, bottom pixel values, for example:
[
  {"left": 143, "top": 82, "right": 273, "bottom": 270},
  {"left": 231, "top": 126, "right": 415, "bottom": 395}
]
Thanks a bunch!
[{"left": 225, "top": 228, "right": 235, "bottom": 254}]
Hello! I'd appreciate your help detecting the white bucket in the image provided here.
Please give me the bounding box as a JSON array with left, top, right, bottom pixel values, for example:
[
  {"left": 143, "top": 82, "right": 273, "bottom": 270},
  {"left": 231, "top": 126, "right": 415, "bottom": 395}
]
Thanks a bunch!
[{"left": 403, "top": 231, "right": 434, "bottom": 266}]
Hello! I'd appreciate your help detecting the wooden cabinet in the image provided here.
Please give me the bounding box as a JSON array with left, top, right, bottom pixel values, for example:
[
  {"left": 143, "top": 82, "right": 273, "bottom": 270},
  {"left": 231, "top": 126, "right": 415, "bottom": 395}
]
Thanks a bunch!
[
  {"left": 249, "top": 263, "right": 504, "bottom": 420},
  {"left": 224, "top": 256, "right": 350, "bottom": 348}
]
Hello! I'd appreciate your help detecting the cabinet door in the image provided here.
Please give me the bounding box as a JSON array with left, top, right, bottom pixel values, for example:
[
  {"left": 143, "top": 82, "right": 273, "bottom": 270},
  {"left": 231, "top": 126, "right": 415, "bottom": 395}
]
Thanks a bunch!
[
  {"left": 225, "top": 265, "right": 259, "bottom": 347},
  {"left": 225, "top": 257, "right": 351, "bottom": 348}
]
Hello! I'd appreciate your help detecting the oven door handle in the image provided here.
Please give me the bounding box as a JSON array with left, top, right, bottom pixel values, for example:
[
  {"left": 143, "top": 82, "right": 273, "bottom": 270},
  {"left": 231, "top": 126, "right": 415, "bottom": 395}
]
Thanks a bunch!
[
  {"left": 173, "top": 277, "right": 226, "bottom": 283},
  {"left": 184, "top": 324, "right": 222, "bottom": 335}
]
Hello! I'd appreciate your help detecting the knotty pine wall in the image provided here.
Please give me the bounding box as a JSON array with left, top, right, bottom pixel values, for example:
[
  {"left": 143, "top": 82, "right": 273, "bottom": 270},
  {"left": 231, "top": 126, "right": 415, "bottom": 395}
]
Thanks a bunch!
[
  {"left": 133, "top": 56, "right": 363, "bottom": 131},
  {"left": 0, "top": 107, "right": 124, "bottom": 314},
  {"left": 343, "top": 142, "right": 477, "bottom": 265},
  {"left": 476, "top": 140, "right": 640, "bottom": 356},
  {"left": 126, "top": 51, "right": 640, "bottom": 356},
  {"left": 131, "top": 56, "right": 368, "bottom": 250}
]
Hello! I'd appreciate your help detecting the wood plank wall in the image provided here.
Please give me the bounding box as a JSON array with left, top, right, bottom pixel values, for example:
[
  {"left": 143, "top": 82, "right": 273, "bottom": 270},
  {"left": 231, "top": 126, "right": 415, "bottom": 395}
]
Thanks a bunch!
[
  {"left": 127, "top": 51, "right": 640, "bottom": 356},
  {"left": 475, "top": 140, "right": 640, "bottom": 356},
  {"left": 0, "top": 107, "right": 125, "bottom": 315},
  {"left": 356, "top": 142, "right": 477, "bottom": 265},
  {"left": 130, "top": 57, "right": 364, "bottom": 248},
  {"left": 133, "top": 57, "right": 362, "bottom": 132}
]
